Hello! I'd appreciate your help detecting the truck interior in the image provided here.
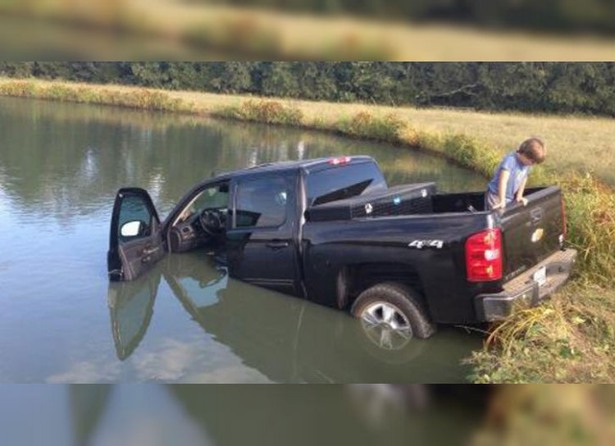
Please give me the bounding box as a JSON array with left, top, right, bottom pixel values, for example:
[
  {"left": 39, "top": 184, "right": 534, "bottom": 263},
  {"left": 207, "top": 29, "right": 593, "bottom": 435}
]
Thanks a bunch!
[{"left": 168, "top": 181, "right": 230, "bottom": 253}]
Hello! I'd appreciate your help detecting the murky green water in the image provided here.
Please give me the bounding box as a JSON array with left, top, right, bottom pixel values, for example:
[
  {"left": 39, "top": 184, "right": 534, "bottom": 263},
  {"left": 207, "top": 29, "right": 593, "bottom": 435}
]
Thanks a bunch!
[
  {"left": 0, "top": 384, "right": 484, "bottom": 446},
  {"left": 0, "top": 96, "right": 485, "bottom": 383}
]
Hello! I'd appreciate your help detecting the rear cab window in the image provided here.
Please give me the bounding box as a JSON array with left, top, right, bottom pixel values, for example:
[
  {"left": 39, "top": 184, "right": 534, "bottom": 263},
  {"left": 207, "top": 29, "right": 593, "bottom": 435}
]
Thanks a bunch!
[{"left": 306, "top": 161, "right": 387, "bottom": 206}]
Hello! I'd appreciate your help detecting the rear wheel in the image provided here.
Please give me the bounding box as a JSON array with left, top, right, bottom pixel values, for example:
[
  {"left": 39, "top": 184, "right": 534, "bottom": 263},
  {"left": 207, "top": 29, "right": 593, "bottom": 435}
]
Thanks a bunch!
[{"left": 351, "top": 282, "right": 436, "bottom": 348}]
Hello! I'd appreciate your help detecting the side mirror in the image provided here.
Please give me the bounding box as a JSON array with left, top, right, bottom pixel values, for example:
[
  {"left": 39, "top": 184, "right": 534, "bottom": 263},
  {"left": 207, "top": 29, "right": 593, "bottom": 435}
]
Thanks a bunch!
[{"left": 120, "top": 220, "right": 145, "bottom": 238}]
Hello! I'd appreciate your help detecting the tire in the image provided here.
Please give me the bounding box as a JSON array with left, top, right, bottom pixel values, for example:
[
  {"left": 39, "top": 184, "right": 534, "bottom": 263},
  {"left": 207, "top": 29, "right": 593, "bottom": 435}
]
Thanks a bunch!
[{"left": 350, "top": 282, "right": 436, "bottom": 346}]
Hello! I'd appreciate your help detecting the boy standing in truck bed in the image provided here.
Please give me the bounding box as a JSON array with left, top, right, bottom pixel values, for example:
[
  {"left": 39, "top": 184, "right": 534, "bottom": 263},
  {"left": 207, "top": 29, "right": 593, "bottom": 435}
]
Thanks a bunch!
[{"left": 485, "top": 137, "right": 547, "bottom": 211}]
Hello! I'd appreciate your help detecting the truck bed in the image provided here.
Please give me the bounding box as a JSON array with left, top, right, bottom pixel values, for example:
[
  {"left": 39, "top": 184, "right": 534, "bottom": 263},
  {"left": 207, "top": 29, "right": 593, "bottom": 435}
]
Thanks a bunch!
[
  {"left": 307, "top": 184, "right": 557, "bottom": 220},
  {"left": 302, "top": 184, "right": 567, "bottom": 322}
]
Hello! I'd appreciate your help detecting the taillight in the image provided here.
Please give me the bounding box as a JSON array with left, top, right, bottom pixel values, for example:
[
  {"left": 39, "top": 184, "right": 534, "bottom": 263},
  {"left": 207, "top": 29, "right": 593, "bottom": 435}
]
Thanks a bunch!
[
  {"left": 465, "top": 228, "right": 503, "bottom": 282},
  {"left": 328, "top": 156, "right": 351, "bottom": 166}
]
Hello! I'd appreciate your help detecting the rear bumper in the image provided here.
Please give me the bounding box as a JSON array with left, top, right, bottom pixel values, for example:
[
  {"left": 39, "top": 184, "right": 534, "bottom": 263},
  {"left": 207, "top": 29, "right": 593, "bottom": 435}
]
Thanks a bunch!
[{"left": 475, "top": 248, "right": 578, "bottom": 322}]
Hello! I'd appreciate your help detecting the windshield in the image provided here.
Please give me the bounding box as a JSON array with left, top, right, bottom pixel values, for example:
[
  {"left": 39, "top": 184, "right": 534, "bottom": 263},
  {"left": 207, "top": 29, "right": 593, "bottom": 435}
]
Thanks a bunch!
[{"left": 175, "top": 182, "right": 229, "bottom": 224}]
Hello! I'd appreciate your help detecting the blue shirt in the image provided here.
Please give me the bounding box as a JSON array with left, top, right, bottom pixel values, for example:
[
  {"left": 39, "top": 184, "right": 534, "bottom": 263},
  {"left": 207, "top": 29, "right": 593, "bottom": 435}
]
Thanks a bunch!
[{"left": 487, "top": 152, "right": 530, "bottom": 203}]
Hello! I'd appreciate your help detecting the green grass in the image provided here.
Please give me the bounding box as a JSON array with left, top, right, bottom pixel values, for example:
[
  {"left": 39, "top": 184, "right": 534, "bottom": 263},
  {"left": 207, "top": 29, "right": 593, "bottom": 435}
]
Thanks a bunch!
[
  {"left": 1, "top": 78, "right": 614, "bottom": 383},
  {"left": 335, "top": 111, "right": 406, "bottom": 143},
  {"left": 468, "top": 284, "right": 615, "bottom": 383},
  {"left": 0, "top": 79, "right": 186, "bottom": 112},
  {"left": 213, "top": 99, "right": 303, "bottom": 125}
]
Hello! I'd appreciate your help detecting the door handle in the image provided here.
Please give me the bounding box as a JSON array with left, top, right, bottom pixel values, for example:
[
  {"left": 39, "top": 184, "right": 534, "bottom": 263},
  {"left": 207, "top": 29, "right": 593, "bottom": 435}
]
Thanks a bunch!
[{"left": 266, "top": 240, "right": 289, "bottom": 249}]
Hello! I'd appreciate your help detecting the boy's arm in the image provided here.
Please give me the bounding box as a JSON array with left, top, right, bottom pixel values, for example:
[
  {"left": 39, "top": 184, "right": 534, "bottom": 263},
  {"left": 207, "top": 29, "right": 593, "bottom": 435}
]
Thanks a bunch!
[
  {"left": 492, "top": 169, "right": 510, "bottom": 209},
  {"left": 515, "top": 177, "right": 529, "bottom": 205}
]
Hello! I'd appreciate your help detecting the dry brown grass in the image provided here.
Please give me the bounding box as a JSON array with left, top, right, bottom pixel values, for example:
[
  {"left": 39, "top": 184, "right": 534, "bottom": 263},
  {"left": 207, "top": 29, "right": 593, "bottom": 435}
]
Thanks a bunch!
[
  {"left": 170, "top": 89, "right": 615, "bottom": 187},
  {"left": 1, "top": 0, "right": 615, "bottom": 60}
]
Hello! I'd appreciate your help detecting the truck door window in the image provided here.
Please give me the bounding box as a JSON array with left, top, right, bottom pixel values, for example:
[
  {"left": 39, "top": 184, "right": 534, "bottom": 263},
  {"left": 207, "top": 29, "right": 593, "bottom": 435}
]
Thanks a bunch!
[
  {"left": 235, "top": 177, "right": 288, "bottom": 228},
  {"left": 118, "top": 194, "right": 155, "bottom": 243}
]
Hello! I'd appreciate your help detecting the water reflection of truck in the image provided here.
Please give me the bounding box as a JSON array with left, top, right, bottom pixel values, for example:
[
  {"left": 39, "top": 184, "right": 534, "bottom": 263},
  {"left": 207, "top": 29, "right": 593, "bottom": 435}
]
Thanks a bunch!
[
  {"left": 108, "top": 156, "right": 576, "bottom": 342},
  {"left": 108, "top": 254, "right": 481, "bottom": 382},
  {"left": 64, "top": 385, "right": 486, "bottom": 446}
]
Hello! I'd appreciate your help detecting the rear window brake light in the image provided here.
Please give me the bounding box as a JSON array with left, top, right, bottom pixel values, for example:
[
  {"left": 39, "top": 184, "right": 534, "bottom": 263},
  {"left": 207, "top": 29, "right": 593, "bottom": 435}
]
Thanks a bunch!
[{"left": 329, "top": 156, "right": 351, "bottom": 166}]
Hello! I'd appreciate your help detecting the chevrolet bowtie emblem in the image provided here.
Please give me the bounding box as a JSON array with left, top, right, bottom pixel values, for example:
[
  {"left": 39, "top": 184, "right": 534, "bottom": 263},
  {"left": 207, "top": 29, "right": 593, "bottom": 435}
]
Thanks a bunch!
[{"left": 531, "top": 228, "right": 544, "bottom": 243}]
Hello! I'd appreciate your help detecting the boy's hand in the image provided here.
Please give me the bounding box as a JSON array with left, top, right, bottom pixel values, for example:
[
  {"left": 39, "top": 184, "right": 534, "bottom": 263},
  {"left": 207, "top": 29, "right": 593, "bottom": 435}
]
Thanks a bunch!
[
  {"left": 492, "top": 201, "right": 506, "bottom": 210},
  {"left": 515, "top": 196, "right": 528, "bottom": 206}
]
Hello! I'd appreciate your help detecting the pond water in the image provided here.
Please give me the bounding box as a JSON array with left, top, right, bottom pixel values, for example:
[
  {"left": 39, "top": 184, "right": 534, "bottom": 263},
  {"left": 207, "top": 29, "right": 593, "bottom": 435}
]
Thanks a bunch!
[
  {"left": 0, "top": 384, "right": 485, "bottom": 446},
  {"left": 0, "top": 96, "right": 485, "bottom": 383}
]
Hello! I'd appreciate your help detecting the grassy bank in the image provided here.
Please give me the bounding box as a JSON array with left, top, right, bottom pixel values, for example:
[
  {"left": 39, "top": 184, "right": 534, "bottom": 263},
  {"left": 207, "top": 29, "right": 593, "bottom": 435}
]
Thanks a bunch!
[{"left": 2, "top": 78, "right": 614, "bottom": 382}]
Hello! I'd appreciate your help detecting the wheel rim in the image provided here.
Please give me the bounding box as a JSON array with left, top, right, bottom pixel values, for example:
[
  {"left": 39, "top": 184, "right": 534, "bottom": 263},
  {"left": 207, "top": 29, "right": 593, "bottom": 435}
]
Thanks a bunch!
[{"left": 360, "top": 302, "right": 413, "bottom": 350}]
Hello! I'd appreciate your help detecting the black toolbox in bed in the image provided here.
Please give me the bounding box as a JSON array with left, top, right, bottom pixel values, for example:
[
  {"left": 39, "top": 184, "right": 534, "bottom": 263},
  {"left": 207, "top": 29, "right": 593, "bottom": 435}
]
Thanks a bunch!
[{"left": 306, "top": 183, "right": 436, "bottom": 222}]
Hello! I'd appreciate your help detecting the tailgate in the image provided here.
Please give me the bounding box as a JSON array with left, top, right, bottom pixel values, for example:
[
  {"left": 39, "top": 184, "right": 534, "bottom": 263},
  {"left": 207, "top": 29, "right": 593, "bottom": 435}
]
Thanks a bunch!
[{"left": 500, "top": 187, "right": 565, "bottom": 282}]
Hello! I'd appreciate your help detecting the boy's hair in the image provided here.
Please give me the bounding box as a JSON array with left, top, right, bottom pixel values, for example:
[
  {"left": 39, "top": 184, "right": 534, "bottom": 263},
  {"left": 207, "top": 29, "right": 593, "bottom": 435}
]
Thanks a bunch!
[{"left": 517, "top": 137, "right": 546, "bottom": 164}]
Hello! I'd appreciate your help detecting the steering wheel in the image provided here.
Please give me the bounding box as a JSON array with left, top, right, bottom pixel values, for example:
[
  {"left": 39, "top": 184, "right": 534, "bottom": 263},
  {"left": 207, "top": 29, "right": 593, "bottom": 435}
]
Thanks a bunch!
[{"left": 199, "top": 208, "right": 225, "bottom": 236}]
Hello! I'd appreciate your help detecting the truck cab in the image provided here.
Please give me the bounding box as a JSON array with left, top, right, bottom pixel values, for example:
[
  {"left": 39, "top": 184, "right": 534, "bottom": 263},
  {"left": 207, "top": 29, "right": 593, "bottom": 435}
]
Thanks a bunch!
[{"left": 108, "top": 156, "right": 384, "bottom": 289}]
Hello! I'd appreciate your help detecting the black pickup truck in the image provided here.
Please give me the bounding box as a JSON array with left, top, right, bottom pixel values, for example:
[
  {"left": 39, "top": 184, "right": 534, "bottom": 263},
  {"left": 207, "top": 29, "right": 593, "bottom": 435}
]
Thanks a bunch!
[{"left": 108, "top": 156, "right": 577, "bottom": 343}]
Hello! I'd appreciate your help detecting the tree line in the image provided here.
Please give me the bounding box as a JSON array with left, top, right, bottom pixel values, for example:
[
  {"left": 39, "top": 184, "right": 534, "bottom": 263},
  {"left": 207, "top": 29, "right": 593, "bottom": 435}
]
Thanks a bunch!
[{"left": 1, "top": 62, "right": 615, "bottom": 117}]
